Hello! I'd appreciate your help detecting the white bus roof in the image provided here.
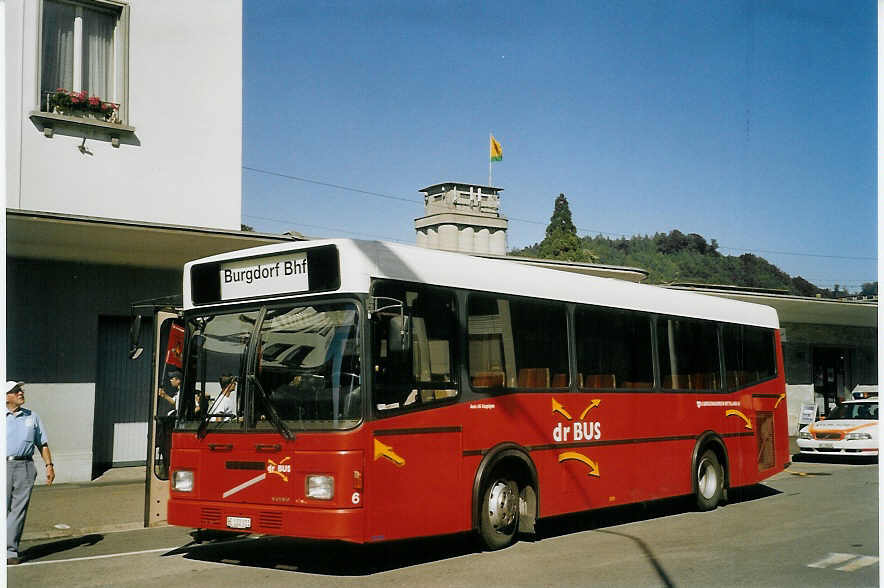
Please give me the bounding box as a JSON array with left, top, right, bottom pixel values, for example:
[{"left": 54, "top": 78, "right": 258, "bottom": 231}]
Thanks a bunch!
[{"left": 183, "top": 239, "right": 780, "bottom": 329}]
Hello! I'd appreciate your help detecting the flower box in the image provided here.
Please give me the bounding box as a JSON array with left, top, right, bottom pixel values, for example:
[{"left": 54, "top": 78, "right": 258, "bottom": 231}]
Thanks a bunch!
[{"left": 46, "top": 89, "right": 120, "bottom": 124}]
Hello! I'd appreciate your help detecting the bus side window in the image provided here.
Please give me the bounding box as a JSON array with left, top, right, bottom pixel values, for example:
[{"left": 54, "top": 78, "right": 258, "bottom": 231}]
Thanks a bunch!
[
  {"left": 468, "top": 296, "right": 568, "bottom": 391},
  {"left": 575, "top": 306, "right": 653, "bottom": 391},
  {"left": 723, "top": 324, "right": 777, "bottom": 391},
  {"left": 372, "top": 282, "right": 458, "bottom": 411},
  {"left": 468, "top": 296, "right": 512, "bottom": 389},
  {"left": 658, "top": 318, "right": 720, "bottom": 391}
]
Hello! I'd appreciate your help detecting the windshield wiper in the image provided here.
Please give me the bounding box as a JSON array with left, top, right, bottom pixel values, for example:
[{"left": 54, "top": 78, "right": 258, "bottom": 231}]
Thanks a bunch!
[
  {"left": 197, "top": 412, "right": 209, "bottom": 439},
  {"left": 197, "top": 410, "right": 232, "bottom": 439},
  {"left": 248, "top": 375, "right": 294, "bottom": 440}
]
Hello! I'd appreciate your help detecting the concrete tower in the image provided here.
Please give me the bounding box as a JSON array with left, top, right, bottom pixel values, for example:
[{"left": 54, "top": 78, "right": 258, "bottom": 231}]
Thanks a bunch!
[{"left": 414, "top": 182, "right": 508, "bottom": 255}]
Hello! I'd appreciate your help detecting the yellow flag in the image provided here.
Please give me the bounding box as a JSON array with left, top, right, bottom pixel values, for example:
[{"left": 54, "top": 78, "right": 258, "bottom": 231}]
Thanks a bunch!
[{"left": 490, "top": 135, "right": 502, "bottom": 162}]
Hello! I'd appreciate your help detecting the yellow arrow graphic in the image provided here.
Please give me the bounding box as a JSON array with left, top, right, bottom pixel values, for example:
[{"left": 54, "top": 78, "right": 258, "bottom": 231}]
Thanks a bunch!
[
  {"left": 552, "top": 398, "right": 572, "bottom": 420},
  {"left": 579, "top": 399, "right": 601, "bottom": 420},
  {"left": 558, "top": 452, "right": 600, "bottom": 477},
  {"left": 774, "top": 393, "right": 786, "bottom": 408},
  {"left": 726, "top": 409, "right": 753, "bottom": 430},
  {"left": 374, "top": 439, "right": 406, "bottom": 467}
]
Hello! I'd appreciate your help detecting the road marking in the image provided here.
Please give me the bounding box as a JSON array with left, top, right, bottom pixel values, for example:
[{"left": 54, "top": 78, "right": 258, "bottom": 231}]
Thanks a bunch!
[
  {"left": 807, "top": 553, "right": 856, "bottom": 568},
  {"left": 807, "top": 552, "right": 879, "bottom": 572},
  {"left": 12, "top": 547, "right": 179, "bottom": 567},
  {"left": 836, "top": 556, "right": 879, "bottom": 572}
]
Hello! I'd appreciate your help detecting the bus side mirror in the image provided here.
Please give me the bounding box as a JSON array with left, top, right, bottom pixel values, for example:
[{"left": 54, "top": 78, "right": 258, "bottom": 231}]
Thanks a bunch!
[
  {"left": 388, "top": 315, "right": 412, "bottom": 354},
  {"left": 129, "top": 315, "right": 144, "bottom": 360}
]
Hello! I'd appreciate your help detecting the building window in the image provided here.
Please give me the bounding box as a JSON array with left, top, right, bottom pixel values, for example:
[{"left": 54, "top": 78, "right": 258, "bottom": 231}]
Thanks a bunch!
[{"left": 40, "top": 0, "right": 127, "bottom": 122}]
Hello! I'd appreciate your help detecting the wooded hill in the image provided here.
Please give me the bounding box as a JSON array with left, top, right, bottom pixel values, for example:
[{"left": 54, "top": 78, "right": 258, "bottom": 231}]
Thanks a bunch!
[{"left": 510, "top": 195, "right": 872, "bottom": 299}]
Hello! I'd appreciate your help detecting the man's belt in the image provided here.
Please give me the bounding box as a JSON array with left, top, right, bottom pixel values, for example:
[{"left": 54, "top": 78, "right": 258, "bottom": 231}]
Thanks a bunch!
[{"left": 6, "top": 456, "right": 32, "bottom": 461}]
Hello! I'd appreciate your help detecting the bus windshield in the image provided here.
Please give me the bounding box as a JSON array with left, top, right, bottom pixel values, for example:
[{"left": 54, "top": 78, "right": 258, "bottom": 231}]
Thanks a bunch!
[{"left": 180, "top": 301, "right": 362, "bottom": 433}]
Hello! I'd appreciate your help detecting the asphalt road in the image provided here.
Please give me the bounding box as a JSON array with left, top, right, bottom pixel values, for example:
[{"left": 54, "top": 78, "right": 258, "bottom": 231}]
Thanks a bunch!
[{"left": 11, "top": 458, "right": 879, "bottom": 587}]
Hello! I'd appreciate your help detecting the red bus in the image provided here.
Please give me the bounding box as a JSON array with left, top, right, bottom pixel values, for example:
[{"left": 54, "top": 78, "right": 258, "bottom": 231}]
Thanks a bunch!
[{"left": 164, "top": 239, "right": 789, "bottom": 549}]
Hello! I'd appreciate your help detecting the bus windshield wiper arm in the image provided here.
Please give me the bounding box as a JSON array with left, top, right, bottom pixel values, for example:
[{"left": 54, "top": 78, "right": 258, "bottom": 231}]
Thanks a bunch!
[
  {"left": 248, "top": 375, "right": 294, "bottom": 440},
  {"left": 197, "top": 412, "right": 209, "bottom": 439}
]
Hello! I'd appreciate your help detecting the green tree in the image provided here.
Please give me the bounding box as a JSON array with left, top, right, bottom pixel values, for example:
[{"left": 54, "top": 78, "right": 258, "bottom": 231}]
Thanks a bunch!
[
  {"left": 537, "top": 194, "right": 597, "bottom": 262},
  {"left": 513, "top": 225, "right": 835, "bottom": 297},
  {"left": 791, "top": 276, "right": 822, "bottom": 297},
  {"left": 860, "top": 282, "right": 878, "bottom": 296},
  {"left": 545, "top": 193, "right": 577, "bottom": 237}
]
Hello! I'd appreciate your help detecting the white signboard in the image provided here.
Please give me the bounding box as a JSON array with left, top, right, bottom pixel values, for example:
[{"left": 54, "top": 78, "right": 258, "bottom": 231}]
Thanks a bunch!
[
  {"left": 219, "top": 252, "right": 308, "bottom": 300},
  {"left": 798, "top": 402, "right": 817, "bottom": 425}
]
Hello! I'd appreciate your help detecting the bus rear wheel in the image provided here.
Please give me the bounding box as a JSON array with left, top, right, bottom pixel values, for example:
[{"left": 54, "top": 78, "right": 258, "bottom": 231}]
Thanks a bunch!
[
  {"left": 695, "top": 449, "right": 724, "bottom": 511},
  {"left": 479, "top": 473, "right": 520, "bottom": 550}
]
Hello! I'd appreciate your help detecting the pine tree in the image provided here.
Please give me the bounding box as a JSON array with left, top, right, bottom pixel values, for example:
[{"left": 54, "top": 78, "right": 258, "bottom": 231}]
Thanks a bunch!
[
  {"left": 537, "top": 194, "right": 597, "bottom": 262},
  {"left": 545, "top": 194, "right": 577, "bottom": 238}
]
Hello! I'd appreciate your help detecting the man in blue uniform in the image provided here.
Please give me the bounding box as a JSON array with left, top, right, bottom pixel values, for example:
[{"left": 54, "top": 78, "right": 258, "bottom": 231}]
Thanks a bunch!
[{"left": 6, "top": 381, "right": 54, "bottom": 565}]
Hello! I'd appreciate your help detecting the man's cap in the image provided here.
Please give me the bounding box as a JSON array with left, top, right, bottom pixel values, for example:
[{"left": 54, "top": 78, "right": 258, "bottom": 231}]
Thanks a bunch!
[
  {"left": 6, "top": 381, "right": 24, "bottom": 394},
  {"left": 168, "top": 371, "right": 183, "bottom": 380}
]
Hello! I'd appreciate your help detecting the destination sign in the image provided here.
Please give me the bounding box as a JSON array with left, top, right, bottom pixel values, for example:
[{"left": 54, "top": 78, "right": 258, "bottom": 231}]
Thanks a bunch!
[
  {"left": 190, "top": 245, "right": 340, "bottom": 305},
  {"left": 219, "top": 252, "right": 309, "bottom": 300}
]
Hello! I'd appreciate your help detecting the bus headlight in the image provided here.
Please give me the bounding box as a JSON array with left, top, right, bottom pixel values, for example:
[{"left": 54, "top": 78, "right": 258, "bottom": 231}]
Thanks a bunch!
[
  {"left": 798, "top": 431, "right": 812, "bottom": 440},
  {"left": 173, "top": 470, "right": 194, "bottom": 492},
  {"left": 306, "top": 475, "right": 334, "bottom": 500},
  {"left": 846, "top": 432, "right": 872, "bottom": 441}
]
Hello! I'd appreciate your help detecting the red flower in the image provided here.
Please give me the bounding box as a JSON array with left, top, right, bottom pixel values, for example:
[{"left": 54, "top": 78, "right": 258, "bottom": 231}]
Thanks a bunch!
[{"left": 88, "top": 96, "right": 100, "bottom": 106}]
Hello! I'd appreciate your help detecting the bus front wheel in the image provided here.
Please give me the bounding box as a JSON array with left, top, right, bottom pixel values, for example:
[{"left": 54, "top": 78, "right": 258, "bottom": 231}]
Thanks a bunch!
[
  {"left": 479, "top": 473, "right": 520, "bottom": 550},
  {"left": 695, "top": 449, "right": 724, "bottom": 511}
]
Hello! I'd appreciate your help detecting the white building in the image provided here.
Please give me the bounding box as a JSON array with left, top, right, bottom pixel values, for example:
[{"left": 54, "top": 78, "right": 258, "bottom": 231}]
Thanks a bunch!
[
  {"left": 5, "top": 0, "right": 292, "bottom": 482},
  {"left": 415, "top": 182, "right": 509, "bottom": 255},
  {"left": 7, "top": 0, "right": 242, "bottom": 227}
]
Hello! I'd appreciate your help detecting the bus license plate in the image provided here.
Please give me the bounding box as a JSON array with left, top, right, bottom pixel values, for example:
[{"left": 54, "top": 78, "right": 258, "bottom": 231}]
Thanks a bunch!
[{"left": 226, "top": 516, "right": 251, "bottom": 529}]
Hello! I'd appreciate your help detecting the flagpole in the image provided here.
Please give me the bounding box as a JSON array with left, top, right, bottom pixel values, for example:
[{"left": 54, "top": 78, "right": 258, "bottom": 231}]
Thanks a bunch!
[{"left": 488, "top": 132, "right": 492, "bottom": 187}]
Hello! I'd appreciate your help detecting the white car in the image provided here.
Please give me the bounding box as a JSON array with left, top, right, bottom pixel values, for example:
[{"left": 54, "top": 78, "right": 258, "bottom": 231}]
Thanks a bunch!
[{"left": 797, "top": 399, "right": 879, "bottom": 457}]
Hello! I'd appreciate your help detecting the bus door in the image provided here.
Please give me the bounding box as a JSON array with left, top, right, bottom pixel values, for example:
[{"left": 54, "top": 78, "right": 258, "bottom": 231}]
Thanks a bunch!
[
  {"left": 367, "top": 427, "right": 463, "bottom": 541},
  {"left": 132, "top": 308, "right": 184, "bottom": 527},
  {"left": 365, "top": 284, "right": 464, "bottom": 542}
]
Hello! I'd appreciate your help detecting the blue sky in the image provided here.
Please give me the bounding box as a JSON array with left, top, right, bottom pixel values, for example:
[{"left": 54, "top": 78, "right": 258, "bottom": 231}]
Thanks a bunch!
[{"left": 242, "top": 1, "right": 876, "bottom": 292}]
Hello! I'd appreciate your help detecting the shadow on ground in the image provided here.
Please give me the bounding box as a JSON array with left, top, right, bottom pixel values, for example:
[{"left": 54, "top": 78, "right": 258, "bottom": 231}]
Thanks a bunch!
[
  {"left": 169, "top": 483, "right": 780, "bottom": 576},
  {"left": 792, "top": 453, "right": 878, "bottom": 466},
  {"left": 22, "top": 534, "right": 104, "bottom": 561}
]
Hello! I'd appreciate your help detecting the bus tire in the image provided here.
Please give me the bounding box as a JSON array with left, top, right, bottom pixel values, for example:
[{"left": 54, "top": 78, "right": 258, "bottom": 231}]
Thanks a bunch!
[
  {"left": 478, "top": 471, "right": 520, "bottom": 550},
  {"left": 694, "top": 449, "right": 724, "bottom": 511}
]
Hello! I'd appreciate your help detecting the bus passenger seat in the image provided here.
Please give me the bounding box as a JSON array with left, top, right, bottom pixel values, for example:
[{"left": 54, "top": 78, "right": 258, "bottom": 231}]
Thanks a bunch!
[
  {"left": 518, "top": 368, "right": 549, "bottom": 389},
  {"left": 663, "top": 375, "right": 690, "bottom": 389},
  {"left": 582, "top": 374, "right": 616, "bottom": 389},
  {"left": 692, "top": 373, "right": 718, "bottom": 390},
  {"left": 472, "top": 371, "right": 505, "bottom": 388}
]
